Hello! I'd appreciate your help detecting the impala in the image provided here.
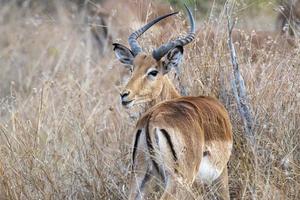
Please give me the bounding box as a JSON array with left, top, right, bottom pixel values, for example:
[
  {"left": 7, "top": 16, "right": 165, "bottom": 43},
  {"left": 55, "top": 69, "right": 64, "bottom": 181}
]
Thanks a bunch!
[
  {"left": 113, "top": 6, "right": 233, "bottom": 200},
  {"left": 276, "top": 0, "right": 300, "bottom": 37}
]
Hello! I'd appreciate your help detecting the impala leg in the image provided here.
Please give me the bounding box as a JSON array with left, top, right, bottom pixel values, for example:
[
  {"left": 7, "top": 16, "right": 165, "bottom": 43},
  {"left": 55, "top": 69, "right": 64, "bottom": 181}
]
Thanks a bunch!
[
  {"left": 128, "top": 168, "right": 153, "bottom": 200},
  {"left": 159, "top": 176, "right": 178, "bottom": 200},
  {"left": 212, "top": 166, "right": 230, "bottom": 200}
]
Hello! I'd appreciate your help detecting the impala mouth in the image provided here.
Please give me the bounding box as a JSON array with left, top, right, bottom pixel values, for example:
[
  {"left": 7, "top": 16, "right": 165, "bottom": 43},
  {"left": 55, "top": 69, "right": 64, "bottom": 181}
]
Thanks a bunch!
[{"left": 121, "top": 99, "right": 134, "bottom": 108}]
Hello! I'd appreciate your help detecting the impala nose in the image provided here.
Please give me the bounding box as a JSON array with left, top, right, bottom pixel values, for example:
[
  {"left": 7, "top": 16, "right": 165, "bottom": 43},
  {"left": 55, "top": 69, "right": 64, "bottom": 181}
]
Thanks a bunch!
[
  {"left": 120, "top": 90, "right": 130, "bottom": 100},
  {"left": 120, "top": 90, "right": 134, "bottom": 107}
]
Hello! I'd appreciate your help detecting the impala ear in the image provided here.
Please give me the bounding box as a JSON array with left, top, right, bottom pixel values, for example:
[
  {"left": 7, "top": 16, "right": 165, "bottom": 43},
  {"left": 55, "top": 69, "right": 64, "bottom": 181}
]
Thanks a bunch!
[
  {"left": 113, "top": 43, "right": 134, "bottom": 65},
  {"left": 162, "top": 46, "right": 183, "bottom": 74}
]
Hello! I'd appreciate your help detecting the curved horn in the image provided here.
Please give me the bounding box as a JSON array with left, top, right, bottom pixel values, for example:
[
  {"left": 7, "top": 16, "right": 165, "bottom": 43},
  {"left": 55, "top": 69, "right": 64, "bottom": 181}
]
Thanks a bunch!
[
  {"left": 128, "top": 11, "right": 179, "bottom": 56},
  {"left": 152, "top": 5, "right": 195, "bottom": 60}
]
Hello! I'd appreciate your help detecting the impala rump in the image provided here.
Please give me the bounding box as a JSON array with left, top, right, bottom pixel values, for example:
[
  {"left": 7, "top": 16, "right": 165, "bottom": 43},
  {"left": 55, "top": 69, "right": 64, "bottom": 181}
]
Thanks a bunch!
[{"left": 132, "top": 96, "right": 232, "bottom": 185}]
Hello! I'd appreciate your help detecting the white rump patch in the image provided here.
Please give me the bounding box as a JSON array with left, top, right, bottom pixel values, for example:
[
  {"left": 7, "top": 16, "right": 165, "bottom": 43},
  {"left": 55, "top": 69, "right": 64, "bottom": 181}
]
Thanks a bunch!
[{"left": 197, "top": 156, "right": 221, "bottom": 184}]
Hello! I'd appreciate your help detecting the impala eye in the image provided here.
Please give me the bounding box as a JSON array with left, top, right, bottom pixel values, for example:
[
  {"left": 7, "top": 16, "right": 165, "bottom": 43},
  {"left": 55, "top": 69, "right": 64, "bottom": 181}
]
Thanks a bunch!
[{"left": 148, "top": 70, "right": 158, "bottom": 77}]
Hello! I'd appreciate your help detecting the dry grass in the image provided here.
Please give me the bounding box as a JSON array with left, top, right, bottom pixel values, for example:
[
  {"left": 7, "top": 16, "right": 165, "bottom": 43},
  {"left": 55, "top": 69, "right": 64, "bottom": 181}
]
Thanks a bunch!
[{"left": 0, "top": 0, "right": 299, "bottom": 199}]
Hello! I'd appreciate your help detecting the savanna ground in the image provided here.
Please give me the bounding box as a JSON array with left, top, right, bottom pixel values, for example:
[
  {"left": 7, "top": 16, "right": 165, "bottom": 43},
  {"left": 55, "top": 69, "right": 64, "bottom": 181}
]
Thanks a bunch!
[{"left": 0, "top": 0, "right": 299, "bottom": 199}]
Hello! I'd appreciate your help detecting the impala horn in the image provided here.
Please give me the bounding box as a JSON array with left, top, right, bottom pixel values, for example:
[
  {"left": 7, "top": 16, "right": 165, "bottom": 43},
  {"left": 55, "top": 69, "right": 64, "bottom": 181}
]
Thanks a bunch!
[
  {"left": 128, "top": 12, "right": 178, "bottom": 56},
  {"left": 152, "top": 5, "right": 195, "bottom": 60}
]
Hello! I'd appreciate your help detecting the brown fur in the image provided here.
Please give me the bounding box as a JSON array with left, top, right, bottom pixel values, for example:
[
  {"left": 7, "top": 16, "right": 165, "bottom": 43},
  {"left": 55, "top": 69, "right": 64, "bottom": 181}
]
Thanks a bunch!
[
  {"left": 121, "top": 52, "right": 233, "bottom": 199},
  {"left": 113, "top": 6, "right": 233, "bottom": 199},
  {"left": 120, "top": 53, "right": 180, "bottom": 110},
  {"left": 129, "top": 96, "right": 233, "bottom": 200},
  {"left": 138, "top": 96, "right": 232, "bottom": 142}
]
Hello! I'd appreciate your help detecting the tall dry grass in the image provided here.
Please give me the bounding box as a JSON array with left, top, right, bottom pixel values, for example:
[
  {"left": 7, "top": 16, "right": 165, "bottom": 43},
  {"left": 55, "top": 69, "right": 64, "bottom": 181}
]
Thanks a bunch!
[{"left": 0, "top": 0, "right": 299, "bottom": 199}]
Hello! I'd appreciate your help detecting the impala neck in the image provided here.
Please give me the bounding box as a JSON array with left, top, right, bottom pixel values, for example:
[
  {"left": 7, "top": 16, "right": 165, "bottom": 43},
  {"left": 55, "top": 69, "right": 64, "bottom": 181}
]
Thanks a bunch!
[{"left": 147, "top": 77, "right": 180, "bottom": 109}]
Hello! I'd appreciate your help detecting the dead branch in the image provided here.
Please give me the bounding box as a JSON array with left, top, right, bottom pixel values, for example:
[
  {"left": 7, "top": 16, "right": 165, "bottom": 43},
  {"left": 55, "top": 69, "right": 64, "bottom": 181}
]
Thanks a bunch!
[
  {"left": 226, "top": 5, "right": 255, "bottom": 145},
  {"left": 226, "top": 3, "right": 257, "bottom": 199}
]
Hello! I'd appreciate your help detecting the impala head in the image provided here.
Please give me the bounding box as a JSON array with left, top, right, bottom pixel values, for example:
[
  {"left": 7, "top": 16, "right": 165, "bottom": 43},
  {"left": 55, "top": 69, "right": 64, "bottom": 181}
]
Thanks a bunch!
[{"left": 113, "top": 5, "right": 195, "bottom": 108}]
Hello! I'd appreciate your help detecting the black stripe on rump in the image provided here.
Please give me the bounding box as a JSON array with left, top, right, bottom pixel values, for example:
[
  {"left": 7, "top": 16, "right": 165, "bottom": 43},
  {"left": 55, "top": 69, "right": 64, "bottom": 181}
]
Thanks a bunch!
[
  {"left": 135, "top": 168, "right": 151, "bottom": 200},
  {"left": 132, "top": 129, "right": 142, "bottom": 169},
  {"left": 160, "top": 129, "right": 178, "bottom": 162},
  {"left": 145, "top": 122, "right": 163, "bottom": 178},
  {"left": 160, "top": 129, "right": 179, "bottom": 174}
]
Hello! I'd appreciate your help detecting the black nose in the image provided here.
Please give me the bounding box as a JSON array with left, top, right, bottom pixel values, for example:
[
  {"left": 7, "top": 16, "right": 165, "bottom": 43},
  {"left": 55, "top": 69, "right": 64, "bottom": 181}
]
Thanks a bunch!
[{"left": 120, "top": 91, "right": 130, "bottom": 99}]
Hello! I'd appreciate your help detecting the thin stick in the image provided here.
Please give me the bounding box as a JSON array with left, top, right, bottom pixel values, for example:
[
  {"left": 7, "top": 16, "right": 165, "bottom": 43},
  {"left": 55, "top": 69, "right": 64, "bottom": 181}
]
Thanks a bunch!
[
  {"left": 226, "top": 3, "right": 257, "bottom": 199},
  {"left": 226, "top": 4, "right": 254, "bottom": 144}
]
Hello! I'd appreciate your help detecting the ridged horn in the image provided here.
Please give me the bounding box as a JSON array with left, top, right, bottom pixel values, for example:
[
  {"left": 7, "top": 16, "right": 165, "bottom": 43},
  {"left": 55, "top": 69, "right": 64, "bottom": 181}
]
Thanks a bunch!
[
  {"left": 128, "top": 11, "right": 179, "bottom": 56},
  {"left": 152, "top": 5, "right": 195, "bottom": 60}
]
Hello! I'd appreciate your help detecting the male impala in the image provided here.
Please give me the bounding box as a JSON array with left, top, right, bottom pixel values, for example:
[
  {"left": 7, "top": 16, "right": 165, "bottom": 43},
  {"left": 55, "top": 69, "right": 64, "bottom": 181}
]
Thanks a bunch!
[{"left": 113, "top": 6, "right": 233, "bottom": 200}]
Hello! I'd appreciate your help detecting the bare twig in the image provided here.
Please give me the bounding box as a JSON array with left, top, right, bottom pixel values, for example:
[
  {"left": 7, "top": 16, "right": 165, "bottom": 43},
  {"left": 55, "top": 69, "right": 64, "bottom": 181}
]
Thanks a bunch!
[
  {"left": 226, "top": 4, "right": 255, "bottom": 144},
  {"left": 226, "top": 3, "right": 257, "bottom": 199}
]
